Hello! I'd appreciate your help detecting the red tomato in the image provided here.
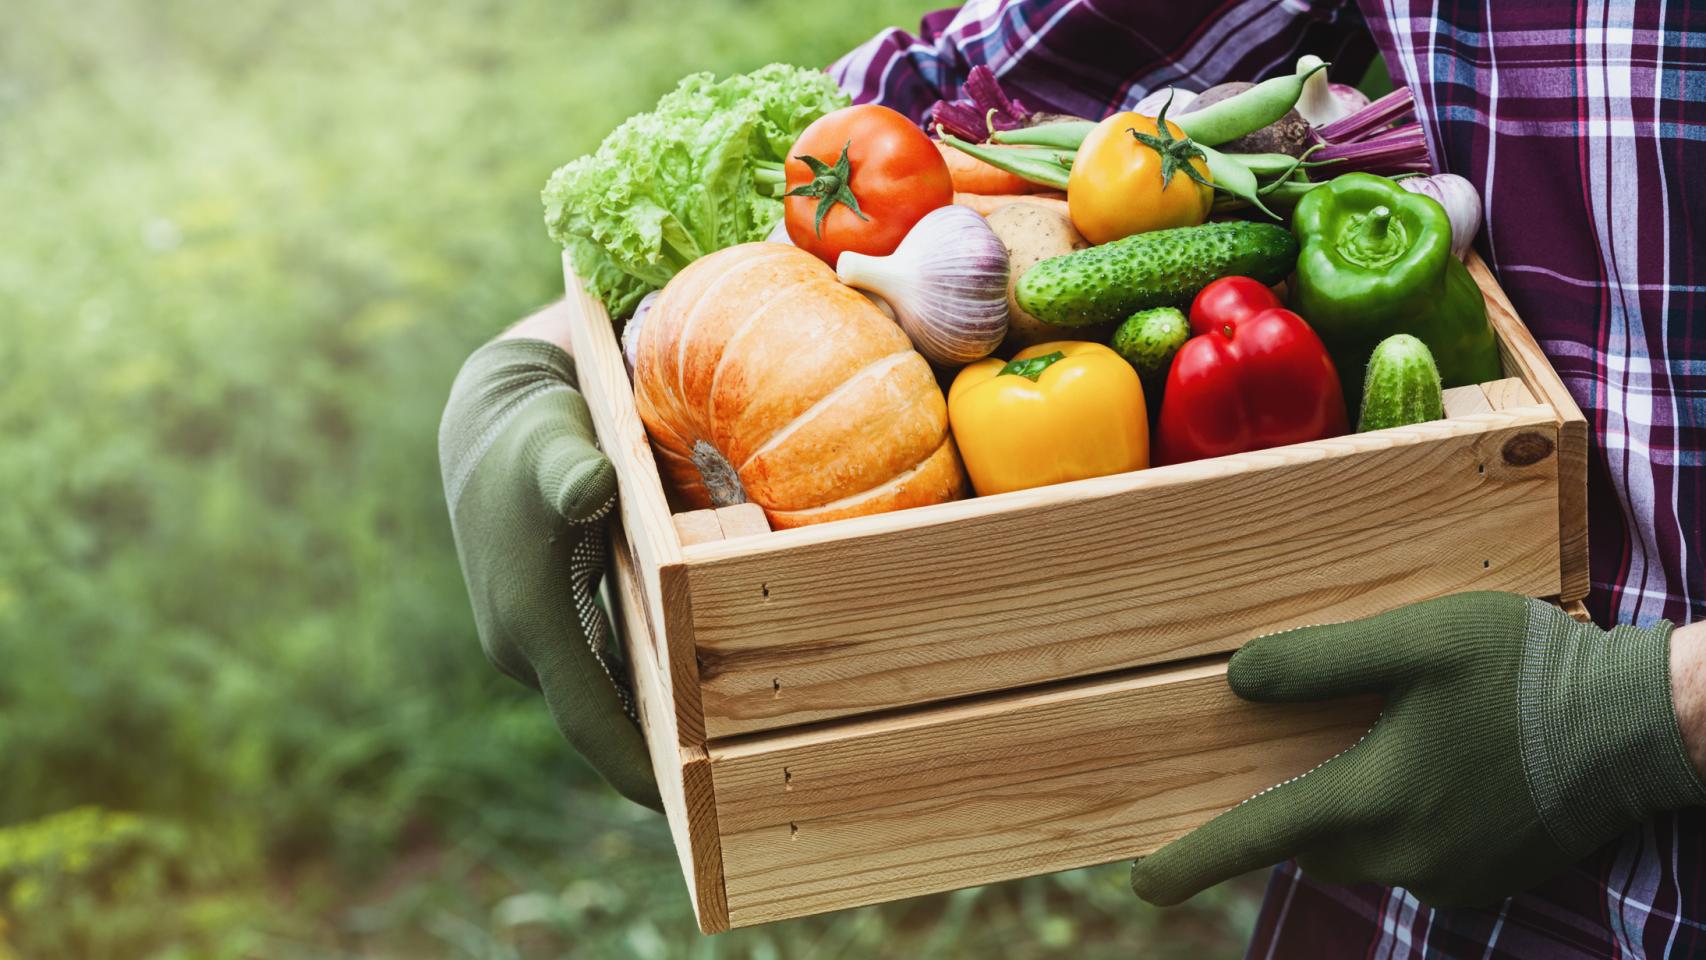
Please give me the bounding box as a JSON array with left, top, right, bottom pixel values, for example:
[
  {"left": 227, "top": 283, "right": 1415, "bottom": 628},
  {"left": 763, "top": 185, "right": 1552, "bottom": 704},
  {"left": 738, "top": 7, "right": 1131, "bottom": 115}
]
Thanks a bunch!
[
  {"left": 784, "top": 105, "right": 953, "bottom": 266},
  {"left": 1188, "top": 276, "right": 1282, "bottom": 337}
]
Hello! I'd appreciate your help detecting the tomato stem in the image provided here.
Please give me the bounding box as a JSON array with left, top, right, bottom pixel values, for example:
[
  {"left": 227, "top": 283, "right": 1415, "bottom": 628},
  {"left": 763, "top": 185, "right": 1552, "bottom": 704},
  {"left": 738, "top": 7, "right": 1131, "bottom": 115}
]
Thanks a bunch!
[
  {"left": 785, "top": 141, "right": 870, "bottom": 238},
  {"left": 1128, "top": 93, "right": 1213, "bottom": 193}
]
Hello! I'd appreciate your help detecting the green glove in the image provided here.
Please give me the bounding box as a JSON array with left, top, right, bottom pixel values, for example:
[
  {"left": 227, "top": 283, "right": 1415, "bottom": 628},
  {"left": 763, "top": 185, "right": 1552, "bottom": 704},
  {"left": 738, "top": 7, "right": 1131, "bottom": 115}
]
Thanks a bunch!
[
  {"left": 440, "top": 337, "right": 660, "bottom": 810},
  {"left": 1130, "top": 592, "right": 1705, "bottom": 908}
]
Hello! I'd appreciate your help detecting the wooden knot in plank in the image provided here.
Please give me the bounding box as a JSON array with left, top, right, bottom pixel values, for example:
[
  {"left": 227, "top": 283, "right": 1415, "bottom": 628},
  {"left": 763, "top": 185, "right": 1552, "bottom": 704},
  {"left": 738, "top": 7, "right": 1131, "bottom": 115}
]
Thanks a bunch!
[{"left": 1501, "top": 432, "right": 1555, "bottom": 467}]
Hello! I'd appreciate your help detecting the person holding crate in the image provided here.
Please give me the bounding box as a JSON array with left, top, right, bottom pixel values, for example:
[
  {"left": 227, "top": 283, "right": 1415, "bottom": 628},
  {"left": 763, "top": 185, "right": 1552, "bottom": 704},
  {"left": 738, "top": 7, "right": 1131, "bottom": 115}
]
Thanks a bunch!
[{"left": 440, "top": 0, "right": 1706, "bottom": 954}]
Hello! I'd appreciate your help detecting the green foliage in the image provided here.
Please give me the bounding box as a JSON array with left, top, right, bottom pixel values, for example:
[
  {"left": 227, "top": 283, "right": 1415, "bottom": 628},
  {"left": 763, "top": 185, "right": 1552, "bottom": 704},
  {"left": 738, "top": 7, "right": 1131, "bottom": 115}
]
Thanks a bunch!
[
  {"left": 0, "top": 0, "right": 1264, "bottom": 955},
  {"left": 543, "top": 63, "right": 849, "bottom": 316}
]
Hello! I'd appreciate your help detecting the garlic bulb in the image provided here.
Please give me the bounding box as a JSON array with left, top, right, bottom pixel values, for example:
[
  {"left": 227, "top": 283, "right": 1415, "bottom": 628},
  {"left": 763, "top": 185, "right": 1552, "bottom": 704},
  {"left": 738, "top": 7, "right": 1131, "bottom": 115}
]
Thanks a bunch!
[
  {"left": 1294, "top": 54, "right": 1369, "bottom": 126},
  {"left": 1134, "top": 86, "right": 1197, "bottom": 117},
  {"left": 835, "top": 205, "right": 1009, "bottom": 366},
  {"left": 1399, "top": 173, "right": 1482, "bottom": 260},
  {"left": 621, "top": 289, "right": 658, "bottom": 377}
]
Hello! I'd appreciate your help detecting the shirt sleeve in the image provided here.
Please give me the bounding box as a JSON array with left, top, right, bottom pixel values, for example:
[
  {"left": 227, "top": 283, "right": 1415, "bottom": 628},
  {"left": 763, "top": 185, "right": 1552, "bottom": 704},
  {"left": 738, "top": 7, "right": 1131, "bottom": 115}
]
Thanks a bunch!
[{"left": 830, "top": 0, "right": 1377, "bottom": 125}]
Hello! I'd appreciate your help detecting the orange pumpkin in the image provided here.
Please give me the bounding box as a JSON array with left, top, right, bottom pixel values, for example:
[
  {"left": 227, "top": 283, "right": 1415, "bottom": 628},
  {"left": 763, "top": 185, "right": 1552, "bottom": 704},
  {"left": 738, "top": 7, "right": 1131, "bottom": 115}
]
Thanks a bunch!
[{"left": 633, "top": 243, "right": 966, "bottom": 528}]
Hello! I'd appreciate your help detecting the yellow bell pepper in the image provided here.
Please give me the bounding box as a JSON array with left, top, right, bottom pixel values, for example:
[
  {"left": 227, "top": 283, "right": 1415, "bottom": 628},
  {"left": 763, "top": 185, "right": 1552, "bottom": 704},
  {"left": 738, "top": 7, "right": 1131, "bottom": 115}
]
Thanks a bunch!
[{"left": 948, "top": 341, "right": 1149, "bottom": 496}]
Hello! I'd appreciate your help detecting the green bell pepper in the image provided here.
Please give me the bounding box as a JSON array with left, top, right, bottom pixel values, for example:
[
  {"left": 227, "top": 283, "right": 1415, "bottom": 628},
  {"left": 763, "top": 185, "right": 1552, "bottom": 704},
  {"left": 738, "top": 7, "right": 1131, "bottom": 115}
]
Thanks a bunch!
[{"left": 1290, "top": 173, "right": 1502, "bottom": 399}]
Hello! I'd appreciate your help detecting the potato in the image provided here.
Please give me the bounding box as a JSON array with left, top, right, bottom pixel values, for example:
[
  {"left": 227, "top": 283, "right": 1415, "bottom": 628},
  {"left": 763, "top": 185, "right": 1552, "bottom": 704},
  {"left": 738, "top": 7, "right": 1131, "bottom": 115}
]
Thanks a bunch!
[
  {"left": 984, "top": 202, "right": 1108, "bottom": 351},
  {"left": 954, "top": 191, "right": 1067, "bottom": 217}
]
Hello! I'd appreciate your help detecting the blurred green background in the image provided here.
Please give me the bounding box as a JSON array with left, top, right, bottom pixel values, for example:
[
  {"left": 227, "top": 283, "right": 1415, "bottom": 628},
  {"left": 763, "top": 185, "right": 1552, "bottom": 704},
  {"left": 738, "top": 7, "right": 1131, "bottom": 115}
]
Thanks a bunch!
[{"left": 0, "top": 1, "right": 1264, "bottom": 955}]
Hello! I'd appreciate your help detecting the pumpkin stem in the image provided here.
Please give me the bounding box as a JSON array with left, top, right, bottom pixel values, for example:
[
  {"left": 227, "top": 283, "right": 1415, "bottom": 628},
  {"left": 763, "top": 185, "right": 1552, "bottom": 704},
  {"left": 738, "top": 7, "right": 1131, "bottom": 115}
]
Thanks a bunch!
[{"left": 691, "top": 440, "right": 748, "bottom": 508}]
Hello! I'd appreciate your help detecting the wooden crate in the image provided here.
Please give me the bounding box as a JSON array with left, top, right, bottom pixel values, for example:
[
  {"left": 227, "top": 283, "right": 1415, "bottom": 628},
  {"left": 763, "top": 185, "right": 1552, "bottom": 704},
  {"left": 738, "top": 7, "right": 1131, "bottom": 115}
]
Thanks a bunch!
[{"left": 563, "top": 250, "right": 1588, "bottom": 932}]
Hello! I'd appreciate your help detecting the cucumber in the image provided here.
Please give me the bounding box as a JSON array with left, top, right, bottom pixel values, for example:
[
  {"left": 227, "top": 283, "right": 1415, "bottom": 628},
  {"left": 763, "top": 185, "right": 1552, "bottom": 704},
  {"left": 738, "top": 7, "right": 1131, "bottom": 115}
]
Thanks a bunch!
[
  {"left": 1016, "top": 221, "right": 1298, "bottom": 327},
  {"left": 1110, "top": 306, "right": 1188, "bottom": 398},
  {"left": 1358, "top": 334, "right": 1445, "bottom": 432}
]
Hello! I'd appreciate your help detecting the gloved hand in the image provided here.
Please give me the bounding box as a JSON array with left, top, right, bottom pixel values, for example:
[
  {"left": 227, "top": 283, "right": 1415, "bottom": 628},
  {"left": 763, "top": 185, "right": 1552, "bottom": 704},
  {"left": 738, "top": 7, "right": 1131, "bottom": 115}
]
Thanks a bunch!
[
  {"left": 440, "top": 335, "right": 660, "bottom": 810},
  {"left": 1130, "top": 592, "right": 1705, "bottom": 908}
]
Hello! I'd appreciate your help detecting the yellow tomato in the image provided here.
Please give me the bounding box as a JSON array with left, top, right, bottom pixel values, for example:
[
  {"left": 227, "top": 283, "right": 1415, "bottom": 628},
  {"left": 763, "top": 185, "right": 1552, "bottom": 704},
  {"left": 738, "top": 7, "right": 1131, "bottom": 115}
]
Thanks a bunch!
[
  {"left": 1067, "top": 111, "right": 1214, "bottom": 244},
  {"left": 948, "top": 342, "right": 1149, "bottom": 497}
]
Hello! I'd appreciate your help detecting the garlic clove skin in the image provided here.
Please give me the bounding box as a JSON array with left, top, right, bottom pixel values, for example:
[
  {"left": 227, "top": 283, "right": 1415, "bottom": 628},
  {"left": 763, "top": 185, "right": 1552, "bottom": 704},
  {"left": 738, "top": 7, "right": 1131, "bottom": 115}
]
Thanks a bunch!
[
  {"left": 835, "top": 205, "right": 1010, "bottom": 366},
  {"left": 1398, "top": 173, "right": 1482, "bottom": 260},
  {"left": 763, "top": 216, "right": 792, "bottom": 246},
  {"left": 1294, "top": 54, "right": 1369, "bottom": 126},
  {"left": 621, "top": 289, "right": 659, "bottom": 379},
  {"left": 1133, "top": 86, "right": 1197, "bottom": 118}
]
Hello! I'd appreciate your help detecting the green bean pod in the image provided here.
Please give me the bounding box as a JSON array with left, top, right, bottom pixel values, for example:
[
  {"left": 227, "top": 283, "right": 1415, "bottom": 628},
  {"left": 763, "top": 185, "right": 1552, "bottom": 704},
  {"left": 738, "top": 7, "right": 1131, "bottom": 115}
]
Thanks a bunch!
[
  {"left": 938, "top": 133, "right": 1072, "bottom": 190},
  {"left": 1198, "top": 145, "right": 1279, "bottom": 220},
  {"left": 1173, "top": 62, "right": 1328, "bottom": 146},
  {"left": 990, "top": 121, "right": 1095, "bottom": 150}
]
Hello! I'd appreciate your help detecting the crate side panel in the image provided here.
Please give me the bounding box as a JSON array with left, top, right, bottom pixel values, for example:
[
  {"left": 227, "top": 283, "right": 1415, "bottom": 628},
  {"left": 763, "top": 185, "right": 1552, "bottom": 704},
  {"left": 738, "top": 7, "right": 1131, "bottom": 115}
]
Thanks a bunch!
[
  {"left": 1467, "top": 253, "right": 1590, "bottom": 601},
  {"left": 709, "top": 661, "right": 1378, "bottom": 927},
  {"left": 562, "top": 259, "right": 711, "bottom": 744},
  {"left": 689, "top": 413, "right": 1563, "bottom": 736},
  {"left": 612, "top": 536, "right": 728, "bottom": 932}
]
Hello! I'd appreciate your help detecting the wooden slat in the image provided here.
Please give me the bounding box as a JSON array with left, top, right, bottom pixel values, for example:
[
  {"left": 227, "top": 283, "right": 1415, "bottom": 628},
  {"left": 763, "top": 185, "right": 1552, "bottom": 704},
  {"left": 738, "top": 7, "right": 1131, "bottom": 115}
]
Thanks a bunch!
[
  {"left": 708, "top": 658, "right": 1379, "bottom": 927},
  {"left": 1482, "top": 377, "right": 1537, "bottom": 411},
  {"left": 715, "top": 503, "right": 772, "bottom": 540},
  {"left": 1562, "top": 598, "right": 1593, "bottom": 624},
  {"left": 1442, "top": 384, "right": 1493, "bottom": 419},
  {"left": 673, "top": 509, "right": 725, "bottom": 547},
  {"left": 1467, "top": 253, "right": 1590, "bottom": 601},
  {"left": 563, "top": 254, "right": 711, "bottom": 746},
  {"left": 685, "top": 409, "right": 1564, "bottom": 736},
  {"left": 611, "top": 535, "right": 728, "bottom": 932}
]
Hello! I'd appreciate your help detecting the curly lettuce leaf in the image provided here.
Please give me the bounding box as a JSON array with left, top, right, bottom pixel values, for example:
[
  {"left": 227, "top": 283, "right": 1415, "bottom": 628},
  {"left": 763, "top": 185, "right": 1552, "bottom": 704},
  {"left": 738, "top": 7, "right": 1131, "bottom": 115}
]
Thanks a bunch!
[{"left": 543, "top": 64, "right": 849, "bottom": 317}]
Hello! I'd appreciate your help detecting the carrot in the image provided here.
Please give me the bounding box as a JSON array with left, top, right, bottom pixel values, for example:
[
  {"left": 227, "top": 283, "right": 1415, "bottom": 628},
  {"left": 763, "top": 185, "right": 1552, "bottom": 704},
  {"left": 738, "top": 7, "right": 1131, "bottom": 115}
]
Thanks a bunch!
[
  {"left": 953, "top": 191, "right": 1068, "bottom": 217},
  {"left": 936, "top": 141, "right": 1048, "bottom": 196}
]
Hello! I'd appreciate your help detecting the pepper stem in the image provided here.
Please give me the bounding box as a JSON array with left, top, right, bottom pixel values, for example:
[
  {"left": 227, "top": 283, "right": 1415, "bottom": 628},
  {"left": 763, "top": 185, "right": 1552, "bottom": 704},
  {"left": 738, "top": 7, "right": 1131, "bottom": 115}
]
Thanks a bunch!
[
  {"left": 1339, "top": 202, "right": 1410, "bottom": 269},
  {"left": 1365, "top": 205, "right": 1392, "bottom": 239},
  {"left": 998, "top": 350, "right": 1067, "bottom": 381}
]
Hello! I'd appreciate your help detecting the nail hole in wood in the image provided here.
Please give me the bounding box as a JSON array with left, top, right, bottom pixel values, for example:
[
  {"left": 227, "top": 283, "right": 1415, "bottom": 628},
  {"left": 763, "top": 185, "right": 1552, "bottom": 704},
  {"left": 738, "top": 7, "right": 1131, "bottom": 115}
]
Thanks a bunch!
[
  {"left": 783, "top": 767, "right": 792, "bottom": 788},
  {"left": 772, "top": 677, "right": 781, "bottom": 696},
  {"left": 789, "top": 821, "right": 798, "bottom": 837},
  {"left": 1483, "top": 559, "right": 1491, "bottom": 569},
  {"left": 761, "top": 582, "right": 770, "bottom": 599},
  {"left": 1478, "top": 463, "right": 1485, "bottom": 475}
]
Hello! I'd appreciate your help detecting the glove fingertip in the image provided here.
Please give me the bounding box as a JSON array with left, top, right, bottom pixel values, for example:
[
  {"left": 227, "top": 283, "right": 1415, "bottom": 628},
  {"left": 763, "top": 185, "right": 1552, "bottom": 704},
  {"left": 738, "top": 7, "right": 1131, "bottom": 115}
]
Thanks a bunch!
[
  {"left": 1129, "top": 856, "right": 1187, "bottom": 907},
  {"left": 1226, "top": 638, "right": 1286, "bottom": 701},
  {"left": 547, "top": 450, "right": 618, "bottom": 523}
]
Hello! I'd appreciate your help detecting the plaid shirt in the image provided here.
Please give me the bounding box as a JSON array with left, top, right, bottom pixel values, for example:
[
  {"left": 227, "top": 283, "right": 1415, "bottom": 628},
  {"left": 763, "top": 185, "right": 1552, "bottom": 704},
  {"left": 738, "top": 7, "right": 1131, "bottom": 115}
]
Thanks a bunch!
[{"left": 834, "top": 2, "right": 1706, "bottom": 956}]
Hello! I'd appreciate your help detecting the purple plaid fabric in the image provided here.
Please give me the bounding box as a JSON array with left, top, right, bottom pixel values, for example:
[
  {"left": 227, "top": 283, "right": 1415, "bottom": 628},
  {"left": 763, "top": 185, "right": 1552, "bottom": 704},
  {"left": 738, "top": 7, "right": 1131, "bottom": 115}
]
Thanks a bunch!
[{"left": 835, "top": 2, "right": 1706, "bottom": 956}]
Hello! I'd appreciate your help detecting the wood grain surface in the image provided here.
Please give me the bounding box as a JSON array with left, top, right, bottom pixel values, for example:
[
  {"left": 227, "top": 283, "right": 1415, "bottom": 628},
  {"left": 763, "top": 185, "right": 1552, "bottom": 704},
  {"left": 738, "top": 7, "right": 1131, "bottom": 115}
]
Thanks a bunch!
[
  {"left": 611, "top": 534, "right": 727, "bottom": 931},
  {"left": 1468, "top": 253, "right": 1590, "bottom": 601},
  {"left": 563, "top": 255, "right": 711, "bottom": 746},
  {"left": 708, "top": 658, "right": 1379, "bottom": 926},
  {"left": 1442, "top": 384, "right": 1493, "bottom": 419},
  {"left": 684, "top": 409, "right": 1564, "bottom": 736}
]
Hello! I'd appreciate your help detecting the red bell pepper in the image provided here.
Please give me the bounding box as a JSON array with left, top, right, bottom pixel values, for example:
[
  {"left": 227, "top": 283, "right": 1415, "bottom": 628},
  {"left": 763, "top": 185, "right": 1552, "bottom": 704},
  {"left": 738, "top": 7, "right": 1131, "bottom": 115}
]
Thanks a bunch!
[{"left": 1154, "top": 277, "right": 1349, "bottom": 465}]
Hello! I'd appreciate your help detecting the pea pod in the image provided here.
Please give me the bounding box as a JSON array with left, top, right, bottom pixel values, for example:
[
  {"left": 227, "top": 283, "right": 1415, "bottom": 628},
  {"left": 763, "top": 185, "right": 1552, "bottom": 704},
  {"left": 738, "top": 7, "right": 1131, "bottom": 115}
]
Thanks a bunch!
[{"left": 1171, "top": 62, "right": 1328, "bottom": 146}]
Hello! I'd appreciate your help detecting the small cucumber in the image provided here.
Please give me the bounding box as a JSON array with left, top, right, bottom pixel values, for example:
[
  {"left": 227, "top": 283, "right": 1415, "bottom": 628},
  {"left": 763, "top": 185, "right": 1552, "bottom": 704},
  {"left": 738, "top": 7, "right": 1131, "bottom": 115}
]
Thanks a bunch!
[
  {"left": 1358, "top": 334, "right": 1445, "bottom": 432},
  {"left": 1111, "top": 306, "right": 1188, "bottom": 397},
  {"left": 1016, "top": 221, "right": 1297, "bottom": 327}
]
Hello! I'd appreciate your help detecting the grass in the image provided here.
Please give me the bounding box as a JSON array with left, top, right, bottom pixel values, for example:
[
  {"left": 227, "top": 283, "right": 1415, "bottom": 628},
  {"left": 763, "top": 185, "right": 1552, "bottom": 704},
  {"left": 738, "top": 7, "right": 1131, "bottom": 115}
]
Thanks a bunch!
[{"left": 0, "top": 1, "right": 1265, "bottom": 955}]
